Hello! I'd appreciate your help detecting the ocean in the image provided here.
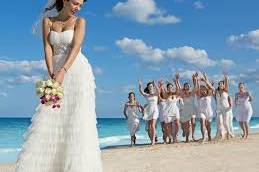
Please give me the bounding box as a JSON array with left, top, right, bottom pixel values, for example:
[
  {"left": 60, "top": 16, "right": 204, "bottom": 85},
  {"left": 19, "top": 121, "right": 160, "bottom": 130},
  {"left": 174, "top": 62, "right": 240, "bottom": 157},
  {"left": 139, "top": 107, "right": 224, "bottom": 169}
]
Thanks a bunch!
[{"left": 0, "top": 117, "right": 259, "bottom": 163}]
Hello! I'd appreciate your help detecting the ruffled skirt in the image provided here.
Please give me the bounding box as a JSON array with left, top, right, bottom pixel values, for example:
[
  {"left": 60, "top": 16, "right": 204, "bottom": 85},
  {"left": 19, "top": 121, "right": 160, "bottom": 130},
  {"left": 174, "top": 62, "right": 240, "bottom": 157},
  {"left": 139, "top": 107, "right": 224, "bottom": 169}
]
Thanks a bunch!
[{"left": 16, "top": 53, "right": 103, "bottom": 172}]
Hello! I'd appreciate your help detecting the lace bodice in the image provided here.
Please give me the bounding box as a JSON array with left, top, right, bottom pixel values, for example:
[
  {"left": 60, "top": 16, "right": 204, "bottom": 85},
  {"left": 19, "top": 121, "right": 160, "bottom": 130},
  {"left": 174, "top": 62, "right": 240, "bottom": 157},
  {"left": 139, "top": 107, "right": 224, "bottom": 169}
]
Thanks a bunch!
[
  {"left": 146, "top": 96, "right": 158, "bottom": 105},
  {"left": 216, "top": 91, "right": 230, "bottom": 109},
  {"left": 49, "top": 30, "right": 74, "bottom": 56}
]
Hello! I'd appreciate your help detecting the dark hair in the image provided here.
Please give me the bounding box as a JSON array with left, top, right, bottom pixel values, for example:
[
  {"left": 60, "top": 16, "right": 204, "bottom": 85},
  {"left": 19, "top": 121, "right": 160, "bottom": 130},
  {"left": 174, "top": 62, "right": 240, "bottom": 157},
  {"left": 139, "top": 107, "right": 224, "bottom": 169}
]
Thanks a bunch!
[
  {"left": 183, "top": 82, "right": 190, "bottom": 88},
  {"left": 167, "top": 83, "right": 173, "bottom": 89},
  {"left": 238, "top": 82, "right": 245, "bottom": 87},
  {"left": 45, "top": 0, "right": 87, "bottom": 12},
  {"left": 144, "top": 82, "right": 153, "bottom": 94},
  {"left": 128, "top": 92, "right": 136, "bottom": 100},
  {"left": 217, "top": 80, "right": 224, "bottom": 91}
]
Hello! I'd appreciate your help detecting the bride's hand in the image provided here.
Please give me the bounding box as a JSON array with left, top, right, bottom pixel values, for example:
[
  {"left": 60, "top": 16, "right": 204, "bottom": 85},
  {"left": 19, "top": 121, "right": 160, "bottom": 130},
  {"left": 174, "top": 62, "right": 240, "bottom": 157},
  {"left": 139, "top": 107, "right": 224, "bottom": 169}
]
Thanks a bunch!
[{"left": 54, "top": 68, "right": 66, "bottom": 84}]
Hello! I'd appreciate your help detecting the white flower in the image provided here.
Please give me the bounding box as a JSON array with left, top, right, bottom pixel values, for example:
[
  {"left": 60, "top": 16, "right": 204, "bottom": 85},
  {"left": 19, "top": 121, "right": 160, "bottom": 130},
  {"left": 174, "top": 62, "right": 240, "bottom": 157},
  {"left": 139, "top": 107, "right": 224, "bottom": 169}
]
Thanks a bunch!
[
  {"left": 46, "top": 79, "right": 53, "bottom": 87},
  {"left": 45, "top": 94, "right": 51, "bottom": 101},
  {"left": 51, "top": 88, "right": 57, "bottom": 95},
  {"left": 36, "top": 80, "right": 46, "bottom": 88},
  {"left": 56, "top": 86, "right": 63, "bottom": 92},
  {"left": 36, "top": 88, "right": 45, "bottom": 96},
  {"left": 45, "top": 88, "right": 52, "bottom": 95},
  {"left": 57, "top": 92, "right": 64, "bottom": 98}
]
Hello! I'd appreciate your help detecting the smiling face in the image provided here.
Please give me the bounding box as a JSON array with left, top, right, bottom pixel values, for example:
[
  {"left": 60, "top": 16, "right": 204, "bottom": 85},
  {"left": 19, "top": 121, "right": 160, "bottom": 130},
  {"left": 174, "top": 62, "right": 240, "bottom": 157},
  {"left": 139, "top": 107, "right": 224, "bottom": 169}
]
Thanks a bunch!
[
  {"left": 63, "top": 0, "right": 84, "bottom": 16},
  {"left": 184, "top": 83, "right": 190, "bottom": 91},
  {"left": 128, "top": 92, "right": 135, "bottom": 102},
  {"left": 218, "top": 81, "right": 225, "bottom": 90},
  {"left": 147, "top": 83, "right": 154, "bottom": 93},
  {"left": 167, "top": 84, "right": 174, "bottom": 93},
  {"left": 200, "top": 85, "right": 207, "bottom": 96},
  {"left": 238, "top": 83, "right": 245, "bottom": 92}
]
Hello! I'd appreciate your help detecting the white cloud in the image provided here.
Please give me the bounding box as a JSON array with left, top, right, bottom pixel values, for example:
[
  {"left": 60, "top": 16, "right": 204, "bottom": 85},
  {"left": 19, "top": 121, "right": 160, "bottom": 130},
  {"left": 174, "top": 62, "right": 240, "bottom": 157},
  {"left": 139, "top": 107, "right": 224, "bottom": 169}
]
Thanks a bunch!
[
  {"left": 93, "top": 46, "right": 108, "bottom": 53},
  {"left": 116, "top": 37, "right": 165, "bottom": 62},
  {"left": 116, "top": 37, "right": 219, "bottom": 67},
  {"left": 146, "top": 65, "right": 160, "bottom": 71},
  {"left": 226, "top": 29, "right": 259, "bottom": 50},
  {"left": 112, "top": 0, "right": 181, "bottom": 25},
  {"left": 219, "top": 59, "right": 235, "bottom": 68},
  {"left": 179, "top": 70, "right": 196, "bottom": 79},
  {"left": 0, "top": 91, "right": 7, "bottom": 97},
  {"left": 166, "top": 46, "right": 216, "bottom": 67},
  {"left": 247, "top": 68, "right": 256, "bottom": 73},
  {"left": 7, "top": 75, "right": 42, "bottom": 86},
  {"left": 93, "top": 67, "right": 103, "bottom": 75},
  {"left": 0, "top": 59, "right": 46, "bottom": 87},
  {"left": 0, "top": 60, "right": 46, "bottom": 72},
  {"left": 121, "top": 84, "right": 136, "bottom": 93},
  {"left": 96, "top": 87, "right": 112, "bottom": 94},
  {"left": 194, "top": 1, "right": 205, "bottom": 9}
]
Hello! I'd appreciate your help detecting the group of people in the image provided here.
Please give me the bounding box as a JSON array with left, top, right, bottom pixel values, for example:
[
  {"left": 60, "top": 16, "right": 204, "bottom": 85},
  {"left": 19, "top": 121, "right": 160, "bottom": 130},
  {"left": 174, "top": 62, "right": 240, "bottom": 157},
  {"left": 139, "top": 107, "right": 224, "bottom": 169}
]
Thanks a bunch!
[{"left": 123, "top": 72, "right": 253, "bottom": 146}]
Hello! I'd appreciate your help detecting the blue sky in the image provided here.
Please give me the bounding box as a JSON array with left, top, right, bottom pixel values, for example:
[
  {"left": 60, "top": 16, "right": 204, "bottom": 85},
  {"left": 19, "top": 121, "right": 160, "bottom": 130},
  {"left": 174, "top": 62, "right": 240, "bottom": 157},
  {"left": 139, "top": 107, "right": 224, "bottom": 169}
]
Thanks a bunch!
[{"left": 0, "top": 0, "right": 259, "bottom": 118}]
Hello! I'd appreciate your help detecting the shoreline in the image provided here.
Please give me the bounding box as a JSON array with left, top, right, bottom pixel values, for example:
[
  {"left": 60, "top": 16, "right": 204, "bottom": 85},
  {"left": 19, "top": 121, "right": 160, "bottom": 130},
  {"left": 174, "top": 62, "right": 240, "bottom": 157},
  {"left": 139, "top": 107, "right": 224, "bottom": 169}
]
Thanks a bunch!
[{"left": 1, "top": 133, "right": 259, "bottom": 172}]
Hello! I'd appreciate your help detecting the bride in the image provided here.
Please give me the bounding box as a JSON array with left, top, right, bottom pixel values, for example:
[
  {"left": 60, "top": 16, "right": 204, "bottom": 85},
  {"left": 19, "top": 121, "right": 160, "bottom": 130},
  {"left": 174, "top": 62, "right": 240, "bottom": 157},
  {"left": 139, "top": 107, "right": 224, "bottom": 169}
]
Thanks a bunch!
[{"left": 15, "top": 0, "right": 103, "bottom": 171}]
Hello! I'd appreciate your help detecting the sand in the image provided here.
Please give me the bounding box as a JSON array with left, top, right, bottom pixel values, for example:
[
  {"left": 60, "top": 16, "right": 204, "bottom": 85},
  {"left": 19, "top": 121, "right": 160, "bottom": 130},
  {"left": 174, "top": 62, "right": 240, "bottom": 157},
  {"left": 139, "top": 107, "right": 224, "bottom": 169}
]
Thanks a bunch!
[{"left": 1, "top": 134, "right": 259, "bottom": 172}]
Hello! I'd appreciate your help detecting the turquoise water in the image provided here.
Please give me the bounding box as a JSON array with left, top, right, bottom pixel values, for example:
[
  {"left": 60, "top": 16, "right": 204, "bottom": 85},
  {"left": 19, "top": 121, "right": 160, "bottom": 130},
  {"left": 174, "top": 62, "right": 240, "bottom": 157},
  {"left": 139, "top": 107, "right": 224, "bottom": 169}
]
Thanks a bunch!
[{"left": 0, "top": 117, "right": 259, "bottom": 163}]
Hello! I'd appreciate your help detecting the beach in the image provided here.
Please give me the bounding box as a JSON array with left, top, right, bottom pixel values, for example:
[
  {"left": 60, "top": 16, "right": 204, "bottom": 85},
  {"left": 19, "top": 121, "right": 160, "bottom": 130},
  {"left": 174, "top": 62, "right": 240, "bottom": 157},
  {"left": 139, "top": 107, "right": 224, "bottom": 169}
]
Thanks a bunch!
[{"left": 1, "top": 133, "right": 259, "bottom": 172}]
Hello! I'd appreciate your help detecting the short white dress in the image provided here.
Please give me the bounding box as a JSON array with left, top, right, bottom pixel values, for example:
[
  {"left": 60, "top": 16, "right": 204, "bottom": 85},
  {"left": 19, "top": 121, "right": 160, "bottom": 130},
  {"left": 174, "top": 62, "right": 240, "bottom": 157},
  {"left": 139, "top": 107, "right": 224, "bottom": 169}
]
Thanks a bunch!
[
  {"left": 125, "top": 104, "right": 141, "bottom": 136},
  {"left": 180, "top": 96, "right": 195, "bottom": 123},
  {"left": 235, "top": 92, "right": 253, "bottom": 122},
  {"left": 143, "top": 96, "right": 159, "bottom": 121},
  {"left": 215, "top": 91, "right": 234, "bottom": 136},
  {"left": 198, "top": 96, "right": 214, "bottom": 122},
  {"left": 164, "top": 96, "right": 183, "bottom": 123},
  {"left": 158, "top": 100, "right": 167, "bottom": 123}
]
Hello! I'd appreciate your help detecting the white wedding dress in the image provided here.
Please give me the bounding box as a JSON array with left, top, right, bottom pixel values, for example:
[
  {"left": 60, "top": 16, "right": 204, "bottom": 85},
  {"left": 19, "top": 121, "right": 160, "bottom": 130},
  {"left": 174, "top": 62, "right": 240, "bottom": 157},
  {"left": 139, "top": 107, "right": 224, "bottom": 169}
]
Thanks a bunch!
[{"left": 15, "top": 29, "right": 103, "bottom": 172}]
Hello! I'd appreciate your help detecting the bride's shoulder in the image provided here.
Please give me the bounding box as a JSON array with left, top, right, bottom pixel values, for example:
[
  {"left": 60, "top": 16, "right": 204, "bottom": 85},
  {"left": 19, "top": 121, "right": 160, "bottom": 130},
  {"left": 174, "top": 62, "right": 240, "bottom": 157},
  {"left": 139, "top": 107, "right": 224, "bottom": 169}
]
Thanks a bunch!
[
  {"left": 42, "top": 17, "right": 52, "bottom": 27},
  {"left": 75, "top": 16, "right": 87, "bottom": 26}
]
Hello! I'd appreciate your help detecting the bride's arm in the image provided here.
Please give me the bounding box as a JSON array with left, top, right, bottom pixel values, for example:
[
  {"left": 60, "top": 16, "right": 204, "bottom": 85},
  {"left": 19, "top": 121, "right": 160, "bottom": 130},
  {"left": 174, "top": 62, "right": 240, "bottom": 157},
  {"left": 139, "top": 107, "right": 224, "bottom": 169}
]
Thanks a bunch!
[
  {"left": 54, "top": 17, "right": 86, "bottom": 84},
  {"left": 42, "top": 17, "right": 54, "bottom": 78}
]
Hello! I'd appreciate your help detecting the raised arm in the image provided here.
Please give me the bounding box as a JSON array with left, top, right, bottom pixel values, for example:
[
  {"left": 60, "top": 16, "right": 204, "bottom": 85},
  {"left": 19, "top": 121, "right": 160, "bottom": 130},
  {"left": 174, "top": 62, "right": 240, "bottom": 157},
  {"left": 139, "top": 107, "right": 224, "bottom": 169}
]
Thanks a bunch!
[
  {"left": 158, "top": 80, "right": 167, "bottom": 101},
  {"left": 138, "top": 80, "right": 148, "bottom": 97},
  {"left": 196, "top": 75, "right": 201, "bottom": 97},
  {"left": 175, "top": 73, "right": 181, "bottom": 90},
  {"left": 191, "top": 73, "right": 198, "bottom": 95},
  {"left": 153, "top": 81, "right": 160, "bottom": 96},
  {"left": 224, "top": 74, "right": 229, "bottom": 92},
  {"left": 42, "top": 17, "right": 54, "bottom": 78},
  {"left": 202, "top": 73, "right": 215, "bottom": 92}
]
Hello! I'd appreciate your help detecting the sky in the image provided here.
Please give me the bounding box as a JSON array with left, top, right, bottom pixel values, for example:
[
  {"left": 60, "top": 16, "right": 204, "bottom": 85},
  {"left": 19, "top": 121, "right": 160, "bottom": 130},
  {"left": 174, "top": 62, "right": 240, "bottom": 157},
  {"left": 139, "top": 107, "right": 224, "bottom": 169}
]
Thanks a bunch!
[{"left": 0, "top": 0, "right": 259, "bottom": 118}]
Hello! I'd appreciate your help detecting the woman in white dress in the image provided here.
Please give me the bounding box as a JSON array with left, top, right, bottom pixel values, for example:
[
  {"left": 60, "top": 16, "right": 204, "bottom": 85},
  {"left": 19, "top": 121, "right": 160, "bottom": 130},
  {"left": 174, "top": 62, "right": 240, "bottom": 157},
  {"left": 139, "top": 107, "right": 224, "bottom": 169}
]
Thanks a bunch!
[
  {"left": 235, "top": 83, "right": 253, "bottom": 138},
  {"left": 138, "top": 80, "right": 159, "bottom": 146},
  {"left": 177, "top": 73, "right": 197, "bottom": 143},
  {"left": 196, "top": 73, "right": 214, "bottom": 141},
  {"left": 123, "top": 92, "right": 144, "bottom": 146},
  {"left": 160, "top": 76, "right": 182, "bottom": 143},
  {"left": 214, "top": 74, "right": 234, "bottom": 140},
  {"left": 158, "top": 80, "right": 167, "bottom": 143},
  {"left": 16, "top": 0, "right": 102, "bottom": 171}
]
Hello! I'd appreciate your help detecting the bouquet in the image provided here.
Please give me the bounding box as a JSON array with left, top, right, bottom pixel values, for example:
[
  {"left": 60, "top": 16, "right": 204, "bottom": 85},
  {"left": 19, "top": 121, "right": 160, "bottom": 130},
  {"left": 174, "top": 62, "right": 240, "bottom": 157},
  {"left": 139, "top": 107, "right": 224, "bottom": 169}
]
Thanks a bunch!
[{"left": 35, "top": 79, "right": 64, "bottom": 108}]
